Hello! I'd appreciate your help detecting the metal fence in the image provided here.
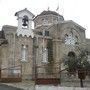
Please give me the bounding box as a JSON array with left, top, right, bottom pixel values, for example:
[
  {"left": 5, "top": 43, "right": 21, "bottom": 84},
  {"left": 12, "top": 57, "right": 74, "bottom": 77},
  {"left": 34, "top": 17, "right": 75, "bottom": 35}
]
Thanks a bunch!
[{"left": 60, "top": 70, "right": 90, "bottom": 87}]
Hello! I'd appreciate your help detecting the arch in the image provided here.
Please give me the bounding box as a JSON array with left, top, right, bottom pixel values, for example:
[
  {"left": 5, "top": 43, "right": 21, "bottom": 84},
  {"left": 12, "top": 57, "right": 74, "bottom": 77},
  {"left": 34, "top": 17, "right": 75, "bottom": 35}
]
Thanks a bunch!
[
  {"left": 61, "top": 26, "right": 82, "bottom": 45},
  {"left": 22, "top": 15, "right": 29, "bottom": 27},
  {"left": 68, "top": 51, "right": 76, "bottom": 57}
]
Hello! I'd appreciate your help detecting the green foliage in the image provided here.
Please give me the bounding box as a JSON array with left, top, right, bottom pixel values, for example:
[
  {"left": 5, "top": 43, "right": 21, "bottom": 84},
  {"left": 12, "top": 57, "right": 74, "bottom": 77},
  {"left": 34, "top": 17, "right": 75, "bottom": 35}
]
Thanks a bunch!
[
  {"left": 64, "top": 55, "right": 77, "bottom": 73},
  {"left": 63, "top": 49, "right": 90, "bottom": 87},
  {"left": 63, "top": 49, "right": 90, "bottom": 75}
]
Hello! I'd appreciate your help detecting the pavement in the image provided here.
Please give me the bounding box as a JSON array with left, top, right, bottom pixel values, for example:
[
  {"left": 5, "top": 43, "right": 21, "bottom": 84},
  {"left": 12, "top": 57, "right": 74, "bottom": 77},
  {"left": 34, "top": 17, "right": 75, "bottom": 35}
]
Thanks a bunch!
[
  {"left": 0, "top": 84, "right": 23, "bottom": 90},
  {"left": 2, "top": 80, "right": 35, "bottom": 90}
]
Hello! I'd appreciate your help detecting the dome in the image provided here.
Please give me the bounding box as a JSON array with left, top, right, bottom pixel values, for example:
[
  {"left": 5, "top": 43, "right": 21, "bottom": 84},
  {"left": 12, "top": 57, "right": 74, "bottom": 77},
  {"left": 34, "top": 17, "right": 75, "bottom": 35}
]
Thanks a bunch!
[
  {"left": 39, "top": 10, "right": 61, "bottom": 16},
  {"left": 34, "top": 10, "right": 64, "bottom": 19},
  {"left": 34, "top": 10, "right": 64, "bottom": 28}
]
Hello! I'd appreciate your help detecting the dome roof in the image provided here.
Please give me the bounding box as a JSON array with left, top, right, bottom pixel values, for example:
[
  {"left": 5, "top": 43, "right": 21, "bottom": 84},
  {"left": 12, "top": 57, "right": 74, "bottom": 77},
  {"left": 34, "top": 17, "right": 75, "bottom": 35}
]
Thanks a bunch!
[
  {"left": 34, "top": 10, "right": 63, "bottom": 20},
  {"left": 39, "top": 10, "right": 61, "bottom": 16}
]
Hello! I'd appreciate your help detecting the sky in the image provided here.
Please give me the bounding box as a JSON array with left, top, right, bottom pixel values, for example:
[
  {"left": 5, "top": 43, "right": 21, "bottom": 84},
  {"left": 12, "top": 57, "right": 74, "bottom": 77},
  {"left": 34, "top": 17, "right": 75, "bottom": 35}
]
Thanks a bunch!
[{"left": 0, "top": 0, "right": 90, "bottom": 38}]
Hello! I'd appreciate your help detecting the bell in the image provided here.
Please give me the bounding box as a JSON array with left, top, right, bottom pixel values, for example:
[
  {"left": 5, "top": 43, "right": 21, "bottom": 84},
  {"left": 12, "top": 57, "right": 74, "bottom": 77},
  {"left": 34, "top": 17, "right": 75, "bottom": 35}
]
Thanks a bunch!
[
  {"left": 22, "top": 23, "right": 27, "bottom": 26},
  {"left": 22, "top": 17, "right": 28, "bottom": 26}
]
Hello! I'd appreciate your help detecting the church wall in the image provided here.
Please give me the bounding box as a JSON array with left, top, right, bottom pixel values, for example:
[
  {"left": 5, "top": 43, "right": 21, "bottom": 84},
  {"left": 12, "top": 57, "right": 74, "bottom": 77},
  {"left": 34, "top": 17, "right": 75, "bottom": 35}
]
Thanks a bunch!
[
  {"left": 2, "top": 26, "right": 34, "bottom": 80},
  {"left": 0, "top": 45, "right": 9, "bottom": 78},
  {"left": 47, "top": 21, "right": 86, "bottom": 72},
  {"left": 0, "top": 9, "right": 89, "bottom": 86},
  {"left": 86, "top": 39, "right": 90, "bottom": 62},
  {"left": 35, "top": 36, "right": 49, "bottom": 74},
  {"left": 15, "top": 35, "right": 34, "bottom": 79}
]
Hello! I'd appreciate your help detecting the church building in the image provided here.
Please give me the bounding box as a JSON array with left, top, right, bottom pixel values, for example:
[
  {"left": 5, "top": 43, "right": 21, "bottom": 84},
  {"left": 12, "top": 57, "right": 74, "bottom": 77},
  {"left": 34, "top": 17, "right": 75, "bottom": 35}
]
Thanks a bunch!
[{"left": 0, "top": 8, "right": 90, "bottom": 83}]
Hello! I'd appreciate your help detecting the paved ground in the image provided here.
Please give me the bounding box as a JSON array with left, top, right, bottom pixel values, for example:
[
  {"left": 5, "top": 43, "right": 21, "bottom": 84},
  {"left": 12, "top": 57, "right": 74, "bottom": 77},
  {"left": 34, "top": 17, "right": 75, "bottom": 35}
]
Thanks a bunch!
[
  {"left": 2, "top": 80, "right": 90, "bottom": 90},
  {"left": 2, "top": 80, "right": 35, "bottom": 90},
  {"left": 0, "top": 84, "right": 23, "bottom": 90}
]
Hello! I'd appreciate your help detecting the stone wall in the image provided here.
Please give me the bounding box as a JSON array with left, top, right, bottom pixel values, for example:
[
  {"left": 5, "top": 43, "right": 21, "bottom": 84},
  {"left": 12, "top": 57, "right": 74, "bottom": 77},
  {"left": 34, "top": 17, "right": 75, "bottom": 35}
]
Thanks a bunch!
[{"left": 36, "top": 85, "right": 90, "bottom": 90}]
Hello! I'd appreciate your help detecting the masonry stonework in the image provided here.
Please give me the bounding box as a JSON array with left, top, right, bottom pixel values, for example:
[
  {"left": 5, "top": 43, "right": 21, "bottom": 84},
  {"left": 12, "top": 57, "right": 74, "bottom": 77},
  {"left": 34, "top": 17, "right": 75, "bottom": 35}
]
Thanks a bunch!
[{"left": 0, "top": 9, "right": 90, "bottom": 86}]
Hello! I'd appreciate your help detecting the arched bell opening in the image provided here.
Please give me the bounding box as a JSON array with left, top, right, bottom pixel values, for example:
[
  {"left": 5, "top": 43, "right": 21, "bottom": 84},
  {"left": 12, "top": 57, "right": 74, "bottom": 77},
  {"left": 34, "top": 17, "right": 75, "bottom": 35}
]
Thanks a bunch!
[{"left": 22, "top": 15, "right": 29, "bottom": 28}]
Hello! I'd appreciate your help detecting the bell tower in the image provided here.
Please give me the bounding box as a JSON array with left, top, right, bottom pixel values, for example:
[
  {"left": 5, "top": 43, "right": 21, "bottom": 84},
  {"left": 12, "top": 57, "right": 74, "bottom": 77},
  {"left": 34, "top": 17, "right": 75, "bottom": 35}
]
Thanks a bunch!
[{"left": 15, "top": 8, "right": 35, "bottom": 37}]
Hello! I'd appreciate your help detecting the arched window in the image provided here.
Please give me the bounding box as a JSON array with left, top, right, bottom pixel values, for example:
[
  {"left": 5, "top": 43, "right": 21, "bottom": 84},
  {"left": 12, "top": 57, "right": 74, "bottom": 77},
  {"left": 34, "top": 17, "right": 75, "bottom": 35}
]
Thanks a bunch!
[
  {"left": 65, "top": 34, "right": 68, "bottom": 40},
  {"left": 68, "top": 52, "right": 75, "bottom": 57},
  {"left": 21, "top": 45, "right": 28, "bottom": 62},
  {"left": 22, "top": 15, "right": 29, "bottom": 28},
  {"left": 64, "top": 32, "right": 78, "bottom": 45},
  {"left": 75, "top": 35, "right": 78, "bottom": 44},
  {"left": 42, "top": 48, "right": 48, "bottom": 63},
  {"left": 42, "top": 17, "right": 48, "bottom": 25}
]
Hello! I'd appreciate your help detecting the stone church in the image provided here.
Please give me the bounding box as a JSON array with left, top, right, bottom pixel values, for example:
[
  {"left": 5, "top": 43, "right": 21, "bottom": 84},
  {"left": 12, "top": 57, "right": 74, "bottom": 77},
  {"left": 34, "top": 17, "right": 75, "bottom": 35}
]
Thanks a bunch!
[{"left": 0, "top": 8, "right": 90, "bottom": 82}]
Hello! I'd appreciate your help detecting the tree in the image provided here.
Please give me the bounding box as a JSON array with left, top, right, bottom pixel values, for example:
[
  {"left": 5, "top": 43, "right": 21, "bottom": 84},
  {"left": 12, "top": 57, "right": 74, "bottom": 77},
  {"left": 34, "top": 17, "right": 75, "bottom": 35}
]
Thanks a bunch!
[{"left": 63, "top": 50, "right": 90, "bottom": 87}]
